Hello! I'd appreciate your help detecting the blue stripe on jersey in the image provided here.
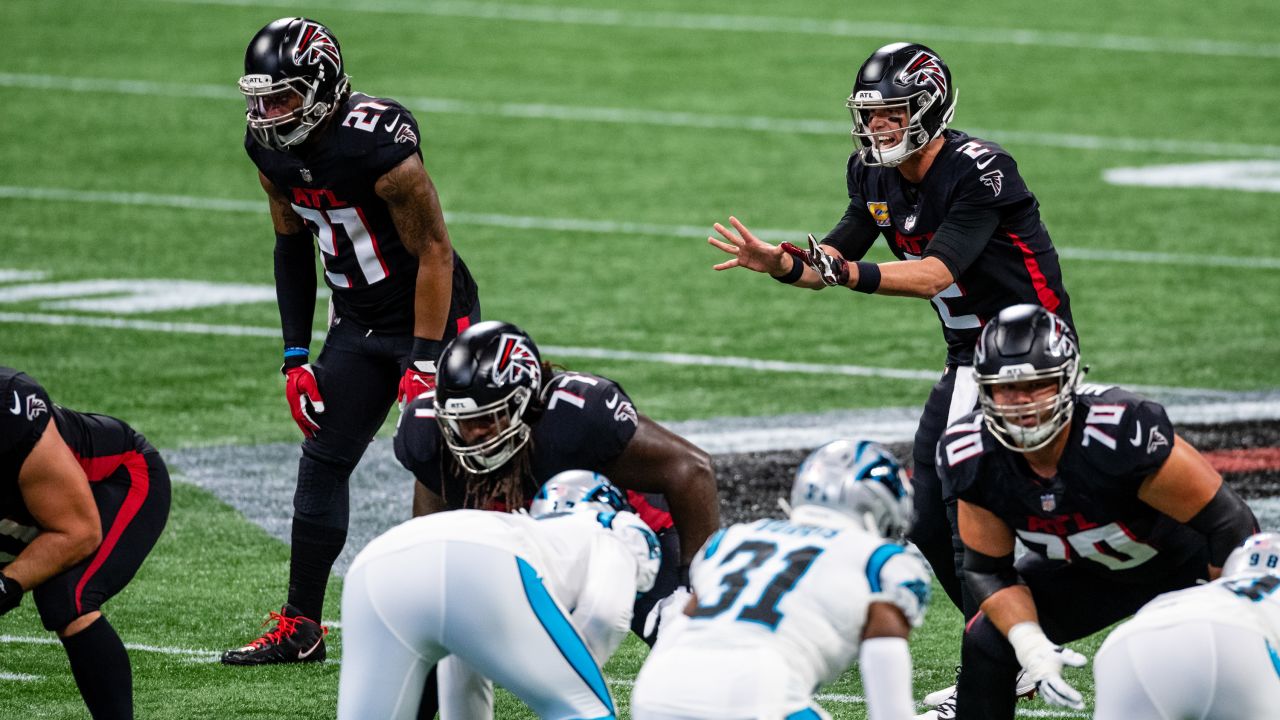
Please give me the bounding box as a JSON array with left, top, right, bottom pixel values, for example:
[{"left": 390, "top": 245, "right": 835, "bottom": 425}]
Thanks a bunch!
[
  {"left": 515, "top": 557, "right": 615, "bottom": 716},
  {"left": 785, "top": 708, "right": 824, "bottom": 719},
  {"left": 703, "top": 528, "right": 727, "bottom": 560},
  {"left": 865, "top": 543, "right": 905, "bottom": 592},
  {"left": 1268, "top": 639, "right": 1280, "bottom": 680}
]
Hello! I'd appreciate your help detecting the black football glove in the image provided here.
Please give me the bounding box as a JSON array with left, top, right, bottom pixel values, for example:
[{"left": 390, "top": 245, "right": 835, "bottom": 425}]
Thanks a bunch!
[
  {"left": 779, "top": 234, "right": 850, "bottom": 287},
  {"left": 0, "top": 572, "right": 24, "bottom": 617}
]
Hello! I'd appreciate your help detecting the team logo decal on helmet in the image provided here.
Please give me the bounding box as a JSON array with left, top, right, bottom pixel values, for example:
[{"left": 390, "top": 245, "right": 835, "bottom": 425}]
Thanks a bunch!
[
  {"left": 492, "top": 334, "right": 542, "bottom": 388},
  {"left": 895, "top": 51, "right": 948, "bottom": 97},
  {"left": 292, "top": 21, "right": 341, "bottom": 73}
]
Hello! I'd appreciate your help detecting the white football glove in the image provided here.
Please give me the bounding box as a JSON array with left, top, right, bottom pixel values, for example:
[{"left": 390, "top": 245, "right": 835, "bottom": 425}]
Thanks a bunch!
[
  {"left": 642, "top": 586, "right": 692, "bottom": 644},
  {"left": 1007, "top": 622, "right": 1087, "bottom": 710}
]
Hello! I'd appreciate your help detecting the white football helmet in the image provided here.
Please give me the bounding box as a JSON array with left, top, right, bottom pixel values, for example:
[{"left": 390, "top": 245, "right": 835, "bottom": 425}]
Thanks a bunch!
[{"left": 1223, "top": 532, "right": 1280, "bottom": 577}]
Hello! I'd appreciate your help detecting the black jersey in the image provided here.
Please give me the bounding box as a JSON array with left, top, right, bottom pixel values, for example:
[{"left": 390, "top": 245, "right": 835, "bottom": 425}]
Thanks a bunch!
[
  {"left": 938, "top": 385, "right": 1205, "bottom": 583},
  {"left": 247, "top": 92, "right": 476, "bottom": 334},
  {"left": 0, "top": 368, "right": 155, "bottom": 565},
  {"left": 395, "top": 370, "right": 674, "bottom": 531},
  {"left": 824, "top": 129, "right": 1072, "bottom": 364}
]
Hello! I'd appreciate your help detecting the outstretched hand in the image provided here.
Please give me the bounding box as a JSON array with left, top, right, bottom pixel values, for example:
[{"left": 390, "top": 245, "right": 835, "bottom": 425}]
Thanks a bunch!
[{"left": 708, "top": 217, "right": 787, "bottom": 275}]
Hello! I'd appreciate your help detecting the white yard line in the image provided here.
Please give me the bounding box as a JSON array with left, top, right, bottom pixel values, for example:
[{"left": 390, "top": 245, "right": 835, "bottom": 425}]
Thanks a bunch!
[
  {"left": 1, "top": 185, "right": 1277, "bottom": 270},
  {"left": 3, "top": 72, "right": 1280, "bottom": 160},
  {"left": 156, "top": 0, "right": 1280, "bottom": 59}
]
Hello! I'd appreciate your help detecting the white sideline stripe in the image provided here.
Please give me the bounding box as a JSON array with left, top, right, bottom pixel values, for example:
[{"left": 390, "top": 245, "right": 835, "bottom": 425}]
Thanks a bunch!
[
  {"left": 157, "top": 0, "right": 1280, "bottom": 59},
  {"left": 0, "top": 312, "right": 1256, "bottom": 403},
  {"left": 4, "top": 72, "right": 1280, "bottom": 160},
  {"left": 0, "top": 634, "right": 219, "bottom": 661},
  {"left": 0, "top": 672, "right": 43, "bottom": 682},
  {"left": 1, "top": 185, "right": 1277, "bottom": 271}
]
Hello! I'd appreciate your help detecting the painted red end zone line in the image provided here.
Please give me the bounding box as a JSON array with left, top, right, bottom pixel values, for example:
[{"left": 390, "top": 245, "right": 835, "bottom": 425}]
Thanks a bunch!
[{"left": 1204, "top": 448, "right": 1280, "bottom": 474}]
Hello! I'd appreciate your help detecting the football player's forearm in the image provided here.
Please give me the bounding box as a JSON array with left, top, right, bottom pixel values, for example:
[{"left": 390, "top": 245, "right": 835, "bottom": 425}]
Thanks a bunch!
[
  {"left": 4, "top": 531, "right": 97, "bottom": 590},
  {"left": 412, "top": 251, "right": 451, "bottom": 342},
  {"left": 860, "top": 256, "right": 954, "bottom": 298},
  {"left": 980, "top": 584, "right": 1040, "bottom": 637},
  {"left": 273, "top": 232, "right": 318, "bottom": 349}
]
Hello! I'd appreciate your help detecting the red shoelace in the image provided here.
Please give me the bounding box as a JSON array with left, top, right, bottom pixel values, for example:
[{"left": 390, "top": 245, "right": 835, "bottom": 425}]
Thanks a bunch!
[{"left": 247, "top": 610, "right": 328, "bottom": 649}]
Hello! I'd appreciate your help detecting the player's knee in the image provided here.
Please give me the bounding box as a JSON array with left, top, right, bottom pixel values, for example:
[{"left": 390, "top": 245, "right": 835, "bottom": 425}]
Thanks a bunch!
[
  {"left": 294, "top": 455, "right": 353, "bottom": 518},
  {"left": 58, "top": 611, "right": 102, "bottom": 638}
]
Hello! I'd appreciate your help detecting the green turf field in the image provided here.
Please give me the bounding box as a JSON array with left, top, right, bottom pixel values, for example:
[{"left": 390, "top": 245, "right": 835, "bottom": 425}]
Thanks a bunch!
[{"left": 2, "top": 0, "right": 1278, "bottom": 717}]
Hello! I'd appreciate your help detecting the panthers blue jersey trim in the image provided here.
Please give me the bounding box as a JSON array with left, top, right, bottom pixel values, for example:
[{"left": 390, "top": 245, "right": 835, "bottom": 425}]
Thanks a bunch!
[
  {"left": 703, "top": 528, "right": 727, "bottom": 560},
  {"left": 785, "top": 708, "right": 823, "bottom": 719},
  {"left": 865, "top": 543, "right": 904, "bottom": 592},
  {"left": 1268, "top": 639, "right": 1280, "bottom": 680},
  {"left": 516, "top": 557, "right": 615, "bottom": 715}
]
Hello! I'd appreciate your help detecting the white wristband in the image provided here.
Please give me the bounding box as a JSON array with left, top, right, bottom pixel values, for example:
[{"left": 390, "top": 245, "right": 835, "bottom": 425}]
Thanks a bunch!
[{"left": 1006, "top": 621, "right": 1053, "bottom": 667}]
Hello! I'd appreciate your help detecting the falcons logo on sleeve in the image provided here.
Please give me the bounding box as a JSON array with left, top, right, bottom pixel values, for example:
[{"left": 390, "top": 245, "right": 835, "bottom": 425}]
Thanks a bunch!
[
  {"left": 895, "top": 51, "right": 948, "bottom": 97},
  {"left": 292, "top": 22, "right": 341, "bottom": 73},
  {"left": 980, "top": 170, "right": 1004, "bottom": 196}
]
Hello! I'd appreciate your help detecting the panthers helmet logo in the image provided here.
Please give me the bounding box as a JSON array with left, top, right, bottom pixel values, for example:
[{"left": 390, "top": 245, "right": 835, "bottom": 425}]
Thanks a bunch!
[
  {"left": 292, "top": 21, "right": 341, "bottom": 74},
  {"left": 491, "top": 334, "right": 541, "bottom": 388},
  {"left": 894, "top": 51, "right": 947, "bottom": 98}
]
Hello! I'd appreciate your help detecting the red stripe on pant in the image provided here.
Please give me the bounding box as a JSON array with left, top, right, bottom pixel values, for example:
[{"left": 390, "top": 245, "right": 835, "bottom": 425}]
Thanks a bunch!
[{"left": 73, "top": 451, "right": 151, "bottom": 615}]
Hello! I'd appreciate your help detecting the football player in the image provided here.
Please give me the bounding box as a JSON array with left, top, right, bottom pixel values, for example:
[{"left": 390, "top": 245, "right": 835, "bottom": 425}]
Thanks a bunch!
[
  {"left": 631, "top": 439, "right": 928, "bottom": 720},
  {"left": 335, "top": 472, "right": 660, "bottom": 720},
  {"left": 707, "top": 42, "right": 1075, "bottom": 630},
  {"left": 1093, "top": 532, "right": 1280, "bottom": 720},
  {"left": 935, "top": 305, "right": 1256, "bottom": 720},
  {"left": 1, "top": 367, "right": 171, "bottom": 719},
  {"left": 395, "top": 320, "right": 719, "bottom": 640},
  {"left": 222, "top": 17, "right": 481, "bottom": 665}
]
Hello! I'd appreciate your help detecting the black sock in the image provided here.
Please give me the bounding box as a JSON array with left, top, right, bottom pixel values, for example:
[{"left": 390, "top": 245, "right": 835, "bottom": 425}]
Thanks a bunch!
[
  {"left": 60, "top": 615, "right": 133, "bottom": 720},
  {"left": 287, "top": 516, "right": 346, "bottom": 620},
  {"left": 417, "top": 665, "right": 439, "bottom": 719}
]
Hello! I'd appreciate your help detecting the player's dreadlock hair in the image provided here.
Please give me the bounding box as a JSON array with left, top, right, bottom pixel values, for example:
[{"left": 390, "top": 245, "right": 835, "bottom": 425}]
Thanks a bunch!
[{"left": 441, "top": 360, "right": 563, "bottom": 511}]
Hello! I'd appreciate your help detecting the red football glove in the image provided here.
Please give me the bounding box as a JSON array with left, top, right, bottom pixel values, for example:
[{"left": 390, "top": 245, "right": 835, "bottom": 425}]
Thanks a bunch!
[
  {"left": 398, "top": 360, "right": 437, "bottom": 408},
  {"left": 284, "top": 364, "right": 325, "bottom": 438},
  {"left": 780, "top": 233, "right": 850, "bottom": 287}
]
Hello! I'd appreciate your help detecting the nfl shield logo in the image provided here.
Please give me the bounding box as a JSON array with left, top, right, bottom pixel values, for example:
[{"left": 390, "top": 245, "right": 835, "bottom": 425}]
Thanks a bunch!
[
  {"left": 903, "top": 214, "right": 918, "bottom": 232},
  {"left": 1040, "top": 493, "right": 1056, "bottom": 512},
  {"left": 300, "top": 168, "right": 313, "bottom": 183}
]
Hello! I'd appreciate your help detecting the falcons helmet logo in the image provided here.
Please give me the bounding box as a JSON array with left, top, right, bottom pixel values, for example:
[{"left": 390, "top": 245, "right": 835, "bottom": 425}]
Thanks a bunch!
[
  {"left": 491, "top": 334, "right": 541, "bottom": 388},
  {"left": 894, "top": 50, "right": 948, "bottom": 98},
  {"left": 292, "top": 21, "right": 341, "bottom": 74}
]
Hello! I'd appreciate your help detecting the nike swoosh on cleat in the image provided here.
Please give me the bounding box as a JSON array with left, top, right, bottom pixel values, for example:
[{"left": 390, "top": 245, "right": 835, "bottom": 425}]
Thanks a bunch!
[{"left": 298, "top": 637, "right": 323, "bottom": 660}]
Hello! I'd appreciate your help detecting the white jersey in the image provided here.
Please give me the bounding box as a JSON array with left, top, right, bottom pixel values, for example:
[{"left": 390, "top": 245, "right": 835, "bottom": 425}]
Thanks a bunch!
[
  {"left": 636, "top": 514, "right": 929, "bottom": 716},
  {"left": 351, "top": 508, "right": 660, "bottom": 653},
  {"left": 1116, "top": 572, "right": 1280, "bottom": 640}
]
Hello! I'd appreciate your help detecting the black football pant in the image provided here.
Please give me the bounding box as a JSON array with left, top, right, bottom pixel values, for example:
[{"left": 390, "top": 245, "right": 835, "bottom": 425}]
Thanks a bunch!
[
  {"left": 289, "top": 306, "right": 481, "bottom": 621},
  {"left": 954, "top": 549, "right": 1209, "bottom": 720},
  {"left": 909, "top": 364, "right": 978, "bottom": 618}
]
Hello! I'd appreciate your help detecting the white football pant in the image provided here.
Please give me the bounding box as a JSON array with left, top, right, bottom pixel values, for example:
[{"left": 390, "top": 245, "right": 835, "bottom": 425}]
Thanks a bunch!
[
  {"left": 1094, "top": 619, "right": 1280, "bottom": 720},
  {"left": 337, "top": 540, "right": 616, "bottom": 720}
]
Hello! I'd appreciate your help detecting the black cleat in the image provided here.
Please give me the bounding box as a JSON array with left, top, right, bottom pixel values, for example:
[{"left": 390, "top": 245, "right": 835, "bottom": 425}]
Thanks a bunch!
[{"left": 221, "top": 604, "right": 328, "bottom": 665}]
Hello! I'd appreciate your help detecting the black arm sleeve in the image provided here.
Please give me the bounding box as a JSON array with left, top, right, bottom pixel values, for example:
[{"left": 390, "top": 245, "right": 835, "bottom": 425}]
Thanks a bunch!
[
  {"left": 821, "top": 199, "right": 880, "bottom": 261},
  {"left": 1187, "top": 483, "right": 1259, "bottom": 567},
  {"left": 963, "top": 547, "right": 1023, "bottom": 607},
  {"left": 922, "top": 203, "right": 1005, "bottom": 279},
  {"left": 273, "top": 231, "right": 318, "bottom": 351}
]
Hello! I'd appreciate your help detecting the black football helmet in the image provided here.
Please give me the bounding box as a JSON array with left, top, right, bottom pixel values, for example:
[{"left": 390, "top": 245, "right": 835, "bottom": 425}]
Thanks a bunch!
[
  {"left": 847, "top": 42, "right": 957, "bottom": 167},
  {"left": 239, "top": 17, "right": 350, "bottom": 151},
  {"left": 974, "top": 305, "right": 1081, "bottom": 452},
  {"left": 435, "top": 321, "right": 544, "bottom": 474}
]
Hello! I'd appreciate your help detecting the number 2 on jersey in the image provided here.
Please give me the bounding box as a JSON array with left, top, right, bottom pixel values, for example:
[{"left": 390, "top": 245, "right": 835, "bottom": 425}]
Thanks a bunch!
[{"left": 689, "top": 540, "right": 824, "bottom": 630}]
